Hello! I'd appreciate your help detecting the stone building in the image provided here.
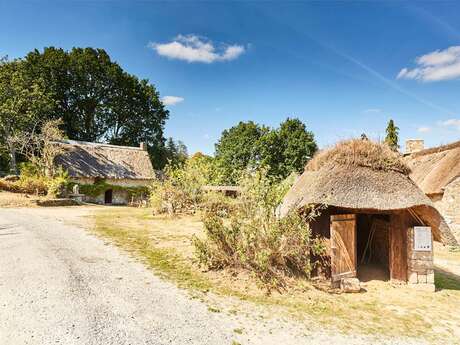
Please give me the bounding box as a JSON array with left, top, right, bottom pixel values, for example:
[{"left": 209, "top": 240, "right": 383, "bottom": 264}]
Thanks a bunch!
[
  {"left": 405, "top": 139, "right": 460, "bottom": 241},
  {"left": 54, "top": 140, "right": 155, "bottom": 205},
  {"left": 279, "top": 139, "right": 457, "bottom": 290}
]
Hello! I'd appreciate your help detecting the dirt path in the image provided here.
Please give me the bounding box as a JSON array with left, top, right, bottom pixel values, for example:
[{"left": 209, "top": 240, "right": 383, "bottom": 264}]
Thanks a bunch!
[{"left": 0, "top": 207, "right": 426, "bottom": 345}]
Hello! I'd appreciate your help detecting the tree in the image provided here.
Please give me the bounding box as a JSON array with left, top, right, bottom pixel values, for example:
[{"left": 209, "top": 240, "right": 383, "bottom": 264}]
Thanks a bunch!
[
  {"left": 214, "top": 121, "right": 268, "bottom": 184},
  {"left": 12, "top": 119, "right": 65, "bottom": 177},
  {"left": 214, "top": 118, "right": 317, "bottom": 183},
  {"left": 0, "top": 59, "right": 53, "bottom": 173},
  {"left": 22, "top": 47, "right": 169, "bottom": 168},
  {"left": 164, "top": 137, "right": 188, "bottom": 167},
  {"left": 385, "top": 119, "right": 399, "bottom": 151}
]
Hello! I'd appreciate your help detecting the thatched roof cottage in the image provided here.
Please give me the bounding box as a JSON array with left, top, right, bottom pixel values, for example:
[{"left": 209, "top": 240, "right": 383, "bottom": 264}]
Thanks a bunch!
[
  {"left": 54, "top": 140, "right": 155, "bottom": 205},
  {"left": 279, "top": 139, "right": 457, "bottom": 290},
  {"left": 405, "top": 140, "right": 460, "bottom": 241}
]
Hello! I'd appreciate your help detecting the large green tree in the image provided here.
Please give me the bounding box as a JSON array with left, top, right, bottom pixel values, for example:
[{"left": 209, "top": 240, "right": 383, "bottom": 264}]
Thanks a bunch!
[
  {"left": 214, "top": 118, "right": 317, "bottom": 184},
  {"left": 0, "top": 58, "right": 53, "bottom": 173},
  {"left": 22, "top": 47, "right": 169, "bottom": 167},
  {"left": 385, "top": 119, "right": 399, "bottom": 151},
  {"left": 214, "top": 121, "right": 268, "bottom": 184}
]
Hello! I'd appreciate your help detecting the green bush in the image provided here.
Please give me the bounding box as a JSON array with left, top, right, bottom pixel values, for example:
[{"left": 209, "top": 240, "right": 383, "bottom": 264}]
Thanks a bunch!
[
  {"left": 193, "top": 168, "right": 325, "bottom": 291},
  {"left": 46, "top": 168, "right": 69, "bottom": 198}
]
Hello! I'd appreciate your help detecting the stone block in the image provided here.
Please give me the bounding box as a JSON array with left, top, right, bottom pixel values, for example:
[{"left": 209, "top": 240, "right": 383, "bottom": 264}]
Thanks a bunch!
[
  {"left": 418, "top": 274, "right": 427, "bottom": 284},
  {"left": 427, "top": 272, "right": 435, "bottom": 284},
  {"left": 408, "top": 272, "right": 418, "bottom": 284},
  {"left": 340, "top": 278, "right": 361, "bottom": 293}
]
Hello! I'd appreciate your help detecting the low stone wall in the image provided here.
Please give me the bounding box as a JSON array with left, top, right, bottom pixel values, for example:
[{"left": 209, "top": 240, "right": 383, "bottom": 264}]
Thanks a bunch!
[{"left": 407, "top": 227, "right": 435, "bottom": 291}]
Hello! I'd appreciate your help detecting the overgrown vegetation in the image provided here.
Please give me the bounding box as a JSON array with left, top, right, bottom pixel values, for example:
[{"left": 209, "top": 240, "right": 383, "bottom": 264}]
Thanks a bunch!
[
  {"left": 150, "top": 153, "right": 222, "bottom": 215},
  {"left": 75, "top": 179, "right": 149, "bottom": 199},
  {"left": 193, "top": 169, "right": 325, "bottom": 291}
]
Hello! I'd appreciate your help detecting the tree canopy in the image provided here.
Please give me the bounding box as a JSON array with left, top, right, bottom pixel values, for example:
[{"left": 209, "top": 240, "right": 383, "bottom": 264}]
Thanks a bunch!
[
  {"left": 385, "top": 119, "right": 399, "bottom": 151},
  {"left": 214, "top": 118, "right": 317, "bottom": 184},
  {"left": 0, "top": 58, "right": 53, "bottom": 172},
  {"left": 21, "top": 47, "right": 170, "bottom": 167}
]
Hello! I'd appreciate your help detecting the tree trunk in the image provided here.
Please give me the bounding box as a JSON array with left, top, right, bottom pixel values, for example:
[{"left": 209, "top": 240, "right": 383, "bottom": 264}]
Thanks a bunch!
[{"left": 8, "top": 141, "right": 18, "bottom": 175}]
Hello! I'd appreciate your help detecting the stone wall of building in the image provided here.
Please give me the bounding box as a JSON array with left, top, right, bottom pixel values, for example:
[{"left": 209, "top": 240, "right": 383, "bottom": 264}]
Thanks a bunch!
[
  {"left": 70, "top": 177, "right": 152, "bottom": 205},
  {"left": 436, "top": 177, "right": 460, "bottom": 241},
  {"left": 405, "top": 139, "right": 424, "bottom": 154},
  {"left": 407, "top": 227, "right": 435, "bottom": 291}
]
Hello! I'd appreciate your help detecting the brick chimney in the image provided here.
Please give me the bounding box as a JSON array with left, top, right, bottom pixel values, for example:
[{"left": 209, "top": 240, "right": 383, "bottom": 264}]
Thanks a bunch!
[
  {"left": 140, "top": 142, "right": 148, "bottom": 151},
  {"left": 405, "top": 139, "right": 424, "bottom": 154}
]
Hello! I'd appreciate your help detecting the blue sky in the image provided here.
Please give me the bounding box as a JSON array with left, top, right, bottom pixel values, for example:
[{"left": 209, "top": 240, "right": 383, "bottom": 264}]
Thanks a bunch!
[{"left": 1, "top": 1, "right": 460, "bottom": 154}]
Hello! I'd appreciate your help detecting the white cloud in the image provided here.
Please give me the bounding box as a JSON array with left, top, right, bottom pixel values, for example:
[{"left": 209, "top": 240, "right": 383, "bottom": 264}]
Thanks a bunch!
[
  {"left": 440, "top": 118, "right": 460, "bottom": 129},
  {"left": 161, "top": 96, "right": 184, "bottom": 106},
  {"left": 149, "top": 34, "right": 245, "bottom": 63},
  {"left": 397, "top": 46, "right": 460, "bottom": 81},
  {"left": 417, "top": 126, "right": 431, "bottom": 133}
]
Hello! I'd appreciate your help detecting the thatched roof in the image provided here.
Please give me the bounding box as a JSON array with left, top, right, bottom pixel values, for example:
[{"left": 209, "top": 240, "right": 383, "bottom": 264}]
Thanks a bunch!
[
  {"left": 54, "top": 140, "right": 155, "bottom": 180},
  {"left": 279, "top": 139, "right": 457, "bottom": 245},
  {"left": 406, "top": 140, "right": 460, "bottom": 195}
]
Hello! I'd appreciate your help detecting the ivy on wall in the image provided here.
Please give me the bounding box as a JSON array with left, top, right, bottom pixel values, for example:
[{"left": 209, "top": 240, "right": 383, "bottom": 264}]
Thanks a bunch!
[{"left": 69, "top": 180, "right": 149, "bottom": 198}]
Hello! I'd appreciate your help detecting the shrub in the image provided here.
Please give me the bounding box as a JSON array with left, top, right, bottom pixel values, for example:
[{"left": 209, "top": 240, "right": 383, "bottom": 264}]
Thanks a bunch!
[
  {"left": 46, "top": 168, "right": 69, "bottom": 198},
  {"left": 150, "top": 155, "right": 219, "bottom": 215},
  {"left": 193, "top": 168, "right": 325, "bottom": 291}
]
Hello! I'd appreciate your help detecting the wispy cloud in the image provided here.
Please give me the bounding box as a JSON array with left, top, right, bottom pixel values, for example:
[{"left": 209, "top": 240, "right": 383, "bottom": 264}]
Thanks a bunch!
[
  {"left": 417, "top": 126, "right": 431, "bottom": 133},
  {"left": 161, "top": 96, "right": 184, "bottom": 106},
  {"left": 149, "top": 34, "right": 245, "bottom": 63},
  {"left": 362, "top": 108, "right": 382, "bottom": 114},
  {"left": 397, "top": 46, "right": 460, "bottom": 82},
  {"left": 439, "top": 118, "right": 460, "bottom": 130}
]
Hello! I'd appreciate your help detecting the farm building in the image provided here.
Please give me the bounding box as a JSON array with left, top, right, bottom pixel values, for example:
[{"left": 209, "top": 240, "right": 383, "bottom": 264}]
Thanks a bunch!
[
  {"left": 405, "top": 139, "right": 460, "bottom": 241},
  {"left": 279, "top": 139, "right": 458, "bottom": 290},
  {"left": 54, "top": 140, "right": 155, "bottom": 205}
]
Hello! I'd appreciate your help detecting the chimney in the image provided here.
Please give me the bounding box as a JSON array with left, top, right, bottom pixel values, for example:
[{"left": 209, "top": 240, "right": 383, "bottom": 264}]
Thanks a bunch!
[
  {"left": 140, "top": 142, "right": 148, "bottom": 151},
  {"left": 405, "top": 139, "right": 424, "bottom": 155}
]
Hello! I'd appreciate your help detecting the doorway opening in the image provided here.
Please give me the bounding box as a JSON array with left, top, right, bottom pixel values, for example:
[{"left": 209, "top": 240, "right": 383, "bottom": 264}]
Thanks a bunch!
[
  {"left": 356, "top": 214, "right": 390, "bottom": 282},
  {"left": 104, "top": 189, "right": 113, "bottom": 204}
]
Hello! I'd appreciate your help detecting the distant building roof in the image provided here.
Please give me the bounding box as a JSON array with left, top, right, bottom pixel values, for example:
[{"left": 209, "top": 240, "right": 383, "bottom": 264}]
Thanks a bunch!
[
  {"left": 406, "top": 140, "right": 460, "bottom": 195},
  {"left": 53, "top": 140, "right": 155, "bottom": 180}
]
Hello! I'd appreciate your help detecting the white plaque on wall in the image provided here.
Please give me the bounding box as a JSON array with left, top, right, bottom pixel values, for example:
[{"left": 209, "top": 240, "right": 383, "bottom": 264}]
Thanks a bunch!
[{"left": 414, "top": 226, "right": 432, "bottom": 251}]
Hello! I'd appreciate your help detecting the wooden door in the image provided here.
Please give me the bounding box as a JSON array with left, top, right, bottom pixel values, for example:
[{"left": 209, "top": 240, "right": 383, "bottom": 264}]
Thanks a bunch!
[{"left": 330, "top": 214, "right": 357, "bottom": 282}]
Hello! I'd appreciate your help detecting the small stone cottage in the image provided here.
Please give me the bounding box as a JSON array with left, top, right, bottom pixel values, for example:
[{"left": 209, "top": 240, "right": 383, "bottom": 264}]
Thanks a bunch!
[
  {"left": 279, "top": 139, "right": 458, "bottom": 290},
  {"left": 54, "top": 140, "right": 155, "bottom": 205}
]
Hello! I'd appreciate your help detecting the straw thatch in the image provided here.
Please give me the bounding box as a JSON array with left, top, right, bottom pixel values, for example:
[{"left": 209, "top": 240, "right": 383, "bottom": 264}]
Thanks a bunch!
[
  {"left": 279, "top": 139, "right": 457, "bottom": 245},
  {"left": 53, "top": 140, "right": 155, "bottom": 180},
  {"left": 406, "top": 140, "right": 460, "bottom": 195}
]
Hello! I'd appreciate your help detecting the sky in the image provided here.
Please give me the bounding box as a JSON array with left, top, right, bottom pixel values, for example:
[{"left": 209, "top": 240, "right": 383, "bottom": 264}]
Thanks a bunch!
[{"left": 1, "top": 1, "right": 460, "bottom": 155}]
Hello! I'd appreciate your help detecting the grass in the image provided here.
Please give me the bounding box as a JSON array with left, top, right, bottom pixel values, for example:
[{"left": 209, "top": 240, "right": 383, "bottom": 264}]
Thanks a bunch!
[{"left": 89, "top": 207, "right": 460, "bottom": 343}]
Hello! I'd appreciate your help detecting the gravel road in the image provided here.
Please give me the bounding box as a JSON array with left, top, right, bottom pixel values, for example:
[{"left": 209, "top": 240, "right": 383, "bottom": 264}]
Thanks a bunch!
[{"left": 0, "top": 207, "right": 425, "bottom": 345}]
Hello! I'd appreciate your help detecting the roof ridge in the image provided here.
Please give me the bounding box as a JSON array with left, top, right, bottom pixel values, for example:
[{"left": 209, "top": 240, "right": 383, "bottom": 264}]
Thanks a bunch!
[
  {"left": 52, "top": 139, "right": 143, "bottom": 151},
  {"left": 411, "top": 140, "right": 460, "bottom": 157}
]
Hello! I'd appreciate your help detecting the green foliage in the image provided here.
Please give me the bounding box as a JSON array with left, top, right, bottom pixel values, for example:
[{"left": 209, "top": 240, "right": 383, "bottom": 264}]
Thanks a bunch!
[
  {"left": 385, "top": 119, "right": 400, "bottom": 151},
  {"left": 21, "top": 47, "right": 170, "bottom": 168},
  {"left": 214, "top": 118, "right": 317, "bottom": 184},
  {"left": 0, "top": 163, "right": 70, "bottom": 197},
  {"left": 193, "top": 168, "right": 325, "bottom": 291},
  {"left": 256, "top": 118, "right": 317, "bottom": 179},
  {"left": 164, "top": 137, "right": 188, "bottom": 167},
  {"left": 0, "top": 58, "right": 54, "bottom": 173},
  {"left": 150, "top": 153, "right": 223, "bottom": 215},
  {"left": 215, "top": 121, "right": 268, "bottom": 184},
  {"left": 46, "top": 168, "right": 69, "bottom": 198},
  {"left": 76, "top": 179, "right": 148, "bottom": 199}
]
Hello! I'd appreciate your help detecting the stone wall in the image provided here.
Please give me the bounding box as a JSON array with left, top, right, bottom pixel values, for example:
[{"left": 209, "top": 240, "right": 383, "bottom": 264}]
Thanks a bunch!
[
  {"left": 71, "top": 178, "right": 151, "bottom": 205},
  {"left": 433, "top": 176, "right": 460, "bottom": 241},
  {"left": 405, "top": 139, "right": 424, "bottom": 154},
  {"left": 407, "top": 227, "right": 435, "bottom": 291}
]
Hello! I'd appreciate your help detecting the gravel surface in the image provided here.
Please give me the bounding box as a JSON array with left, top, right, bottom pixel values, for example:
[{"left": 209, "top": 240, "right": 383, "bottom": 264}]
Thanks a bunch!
[{"left": 0, "top": 207, "right": 425, "bottom": 345}]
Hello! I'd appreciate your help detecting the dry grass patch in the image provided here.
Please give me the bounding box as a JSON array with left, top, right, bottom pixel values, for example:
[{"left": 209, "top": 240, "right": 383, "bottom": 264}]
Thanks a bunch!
[
  {"left": 0, "top": 191, "right": 44, "bottom": 207},
  {"left": 89, "top": 207, "right": 460, "bottom": 343}
]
